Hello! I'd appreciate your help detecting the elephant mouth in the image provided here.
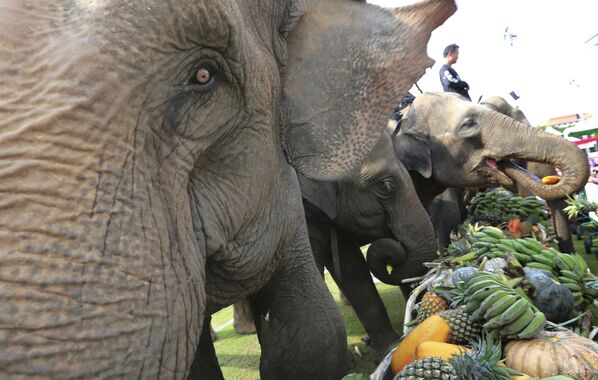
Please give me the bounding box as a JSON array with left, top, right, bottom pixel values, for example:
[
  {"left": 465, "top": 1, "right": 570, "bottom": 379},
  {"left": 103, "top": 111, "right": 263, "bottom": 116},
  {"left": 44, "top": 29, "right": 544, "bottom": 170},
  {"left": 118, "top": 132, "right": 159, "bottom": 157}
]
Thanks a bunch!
[{"left": 476, "top": 157, "right": 514, "bottom": 187}]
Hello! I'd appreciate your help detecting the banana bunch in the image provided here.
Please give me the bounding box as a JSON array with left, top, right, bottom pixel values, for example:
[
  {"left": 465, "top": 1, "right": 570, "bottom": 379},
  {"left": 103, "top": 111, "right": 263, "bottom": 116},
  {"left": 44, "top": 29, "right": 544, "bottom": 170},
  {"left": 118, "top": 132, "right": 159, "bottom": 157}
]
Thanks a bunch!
[
  {"left": 466, "top": 227, "right": 557, "bottom": 272},
  {"left": 462, "top": 271, "right": 546, "bottom": 339},
  {"left": 554, "top": 252, "right": 594, "bottom": 309},
  {"left": 469, "top": 189, "right": 548, "bottom": 225},
  {"left": 449, "top": 226, "right": 506, "bottom": 264}
]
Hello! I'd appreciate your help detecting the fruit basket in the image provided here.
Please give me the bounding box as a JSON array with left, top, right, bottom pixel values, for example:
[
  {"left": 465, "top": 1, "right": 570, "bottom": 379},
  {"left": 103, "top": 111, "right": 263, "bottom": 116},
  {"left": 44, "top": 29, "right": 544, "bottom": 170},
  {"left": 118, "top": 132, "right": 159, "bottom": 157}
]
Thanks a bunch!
[{"left": 379, "top": 224, "right": 598, "bottom": 379}]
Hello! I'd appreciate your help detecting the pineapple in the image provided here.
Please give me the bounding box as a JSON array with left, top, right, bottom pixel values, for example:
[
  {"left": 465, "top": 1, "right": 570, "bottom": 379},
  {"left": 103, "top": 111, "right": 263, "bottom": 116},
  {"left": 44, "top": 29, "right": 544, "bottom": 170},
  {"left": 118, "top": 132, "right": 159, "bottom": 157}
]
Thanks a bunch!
[
  {"left": 416, "top": 292, "right": 449, "bottom": 324},
  {"left": 394, "top": 356, "right": 457, "bottom": 380},
  {"left": 519, "top": 220, "right": 533, "bottom": 238},
  {"left": 438, "top": 306, "right": 481, "bottom": 345},
  {"left": 394, "top": 335, "right": 521, "bottom": 380}
]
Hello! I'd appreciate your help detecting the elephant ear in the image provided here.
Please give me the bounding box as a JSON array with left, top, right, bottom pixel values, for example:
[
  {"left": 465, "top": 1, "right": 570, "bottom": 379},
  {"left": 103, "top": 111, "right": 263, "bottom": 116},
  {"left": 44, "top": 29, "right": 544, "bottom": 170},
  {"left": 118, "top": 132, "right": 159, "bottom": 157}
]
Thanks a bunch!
[
  {"left": 281, "top": 0, "right": 456, "bottom": 180},
  {"left": 393, "top": 131, "right": 432, "bottom": 179},
  {"left": 297, "top": 174, "right": 338, "bottom": 221}
]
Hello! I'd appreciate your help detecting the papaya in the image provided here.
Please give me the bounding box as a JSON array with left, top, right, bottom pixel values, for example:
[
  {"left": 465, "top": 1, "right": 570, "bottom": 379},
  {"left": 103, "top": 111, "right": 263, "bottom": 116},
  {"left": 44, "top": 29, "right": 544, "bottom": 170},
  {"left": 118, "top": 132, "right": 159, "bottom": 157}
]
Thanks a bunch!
[
  {"left": 415, "top": 341, "right": 468, "bottom": 361},
  {"left": 390, "top": 315, "right": 451, "bottom": 374}
]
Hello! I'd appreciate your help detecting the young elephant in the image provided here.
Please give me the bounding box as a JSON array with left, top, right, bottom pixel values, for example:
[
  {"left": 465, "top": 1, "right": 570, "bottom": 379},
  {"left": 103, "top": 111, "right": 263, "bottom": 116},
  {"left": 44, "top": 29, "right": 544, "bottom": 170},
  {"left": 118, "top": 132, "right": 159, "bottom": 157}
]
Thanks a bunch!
[
  {"left": 232, "top": 132, "right": 436, "bottom": 360},
  {"left": 392, "top": 92, "right": 589, "bottom": 248},
  {"left": 0, "top": 0, "right": 455, "bottom": 379}
]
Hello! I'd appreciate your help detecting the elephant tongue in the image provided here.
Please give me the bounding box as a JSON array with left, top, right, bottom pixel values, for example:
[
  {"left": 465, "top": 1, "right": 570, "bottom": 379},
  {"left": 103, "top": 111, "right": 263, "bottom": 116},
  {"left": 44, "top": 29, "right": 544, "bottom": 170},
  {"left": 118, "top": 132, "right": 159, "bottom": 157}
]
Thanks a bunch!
[{"left": 485, "top": 158, "right": 499, "bottom": 171}]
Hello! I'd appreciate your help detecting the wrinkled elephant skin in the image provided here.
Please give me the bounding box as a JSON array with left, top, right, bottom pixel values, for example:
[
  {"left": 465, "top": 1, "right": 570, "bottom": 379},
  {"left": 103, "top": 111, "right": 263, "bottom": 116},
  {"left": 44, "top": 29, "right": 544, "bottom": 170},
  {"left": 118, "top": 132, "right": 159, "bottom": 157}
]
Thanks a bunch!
[
  {"left": 301, "top": 132, "right": 436, "bottom": 359},
  {"left": 0, "top": 0, "right": 454, "bottom": 378}
]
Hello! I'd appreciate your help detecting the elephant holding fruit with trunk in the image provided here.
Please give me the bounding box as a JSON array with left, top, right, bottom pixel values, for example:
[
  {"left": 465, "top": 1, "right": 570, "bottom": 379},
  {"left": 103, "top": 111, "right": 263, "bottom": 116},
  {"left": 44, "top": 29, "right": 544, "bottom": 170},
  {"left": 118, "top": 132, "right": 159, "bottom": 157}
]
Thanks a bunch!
[
  {"left": 0, "top": 0, "right": 454, "bottom": 378},
  {"left": 480, "top": 95, "right": 577, "bottom": 253},
  {"left": 380, "top": 92, "right": 589, "bottom": 254}
]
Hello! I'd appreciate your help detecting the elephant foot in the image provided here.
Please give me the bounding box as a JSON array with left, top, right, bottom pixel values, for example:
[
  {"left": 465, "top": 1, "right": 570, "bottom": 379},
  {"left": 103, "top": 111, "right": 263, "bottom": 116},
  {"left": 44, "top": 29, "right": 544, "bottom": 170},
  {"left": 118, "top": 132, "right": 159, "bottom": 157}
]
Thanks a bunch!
[{"left": 370, "top": 333, "right": 399, "bottom": 363}]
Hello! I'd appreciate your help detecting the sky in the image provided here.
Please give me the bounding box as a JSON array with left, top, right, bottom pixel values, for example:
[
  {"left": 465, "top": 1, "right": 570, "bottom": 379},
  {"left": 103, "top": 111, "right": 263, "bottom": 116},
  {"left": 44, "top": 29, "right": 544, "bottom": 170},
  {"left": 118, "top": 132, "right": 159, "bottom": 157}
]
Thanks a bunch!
[{"left": 368, "top": 0, "right": 598, "bottom": 126}]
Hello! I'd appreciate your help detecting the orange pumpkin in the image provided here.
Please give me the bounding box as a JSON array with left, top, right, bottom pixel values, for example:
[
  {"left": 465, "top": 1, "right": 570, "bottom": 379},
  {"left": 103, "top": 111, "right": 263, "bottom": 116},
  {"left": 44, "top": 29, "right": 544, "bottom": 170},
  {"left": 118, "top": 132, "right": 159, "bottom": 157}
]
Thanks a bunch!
[{"left": 504, "top": 330, "right": 598, "bottom": 380}]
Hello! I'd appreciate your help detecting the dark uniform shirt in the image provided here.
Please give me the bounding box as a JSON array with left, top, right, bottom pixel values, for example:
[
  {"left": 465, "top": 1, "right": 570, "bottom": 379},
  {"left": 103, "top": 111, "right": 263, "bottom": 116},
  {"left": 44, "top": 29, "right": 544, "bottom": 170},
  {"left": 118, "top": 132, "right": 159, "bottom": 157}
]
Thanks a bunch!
[{"left": 439, "top": 64, "right": 471, "bottom": 101}]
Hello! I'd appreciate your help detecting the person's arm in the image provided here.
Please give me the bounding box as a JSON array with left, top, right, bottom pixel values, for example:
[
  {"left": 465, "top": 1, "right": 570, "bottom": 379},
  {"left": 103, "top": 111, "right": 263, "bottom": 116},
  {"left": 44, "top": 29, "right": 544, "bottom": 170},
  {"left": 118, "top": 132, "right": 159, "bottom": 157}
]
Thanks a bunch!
[{"left": 442, "top": 68, "right": 469, "bottom": 90}]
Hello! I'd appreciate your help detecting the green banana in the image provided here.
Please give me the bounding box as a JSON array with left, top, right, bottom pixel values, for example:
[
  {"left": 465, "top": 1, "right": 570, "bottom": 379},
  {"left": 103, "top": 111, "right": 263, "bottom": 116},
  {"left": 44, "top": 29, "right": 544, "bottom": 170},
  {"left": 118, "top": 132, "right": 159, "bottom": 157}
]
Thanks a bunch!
[
  {"left": 520, "top": 238, "right": 543, "bottom": 252},
  {"left": 500, "top": 307, "right": 535, "bottom": 337},
  {"left": 562, "top": 282, "right": 582, "bottom": 292},
  {"left": 481, "top": 226, "right": 505, "bottom": 239},
  {"left": 469, "top": 285, "right": 504, "bottom": 302},
  {"left": 484, "top": 294, "right": 518, "bottom": 319},
  {"left": 560, "top": 269, "right": 581, "bottom": 281},
  {"left": 472, "top": 241, "right": 495, "bottom": 249},
  {"left": 530, "top": 253, "right": 555, "bottom": 267},
  {"left": 557, "top": 253, "right": 578, "bottom": 269},
  {"left": 478, "top": 290, "right": 510, "bottom": 316},
  {"left": 483, "top": 312, "right": 506, "bottom": 329},
  {"left": 516, "top": 245, "right": 542, "bottom": 258},
  {"left": 510, "top": 251, "right": 532, "bottom": 264},
  {"left": 525, "top": 262, "right": 554, "bottom": 272},
  {"left": 557, "top": 276, "right": 580, "bottom": 285},
  {"left": 497, "top": 298, "right": 530, "bottom": 325},
  {"left": 464, "top": 279, "right": 502, "bottom": 296},
  {"left": 463, "top": 298, "right": 482, "bottom": 314},
  {"left": 471, "top": 231, "right": 491, "bottom": 239},
  {"left": 573, "top": 254, "right": 588, "bottom": 274},
  {"left": 477, "top": 236, "right": 501, "bottom": 244},
  {"left": 465, "top": 271, "right": 495, "bottom": 283},
  {"left": 495, "top": 243, "right": 514, "bottom": 253},
  {"left": 516, "top": 311, "right": 546, "bottom": 338}
]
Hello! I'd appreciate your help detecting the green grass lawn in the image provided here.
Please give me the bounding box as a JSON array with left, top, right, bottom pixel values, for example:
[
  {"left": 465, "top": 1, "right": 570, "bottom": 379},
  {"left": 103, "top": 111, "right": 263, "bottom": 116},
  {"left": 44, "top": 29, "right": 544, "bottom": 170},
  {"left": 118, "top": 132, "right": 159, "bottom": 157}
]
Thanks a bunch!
[{"left": 212, "top": 240, "right": 598, "bottom": 379}]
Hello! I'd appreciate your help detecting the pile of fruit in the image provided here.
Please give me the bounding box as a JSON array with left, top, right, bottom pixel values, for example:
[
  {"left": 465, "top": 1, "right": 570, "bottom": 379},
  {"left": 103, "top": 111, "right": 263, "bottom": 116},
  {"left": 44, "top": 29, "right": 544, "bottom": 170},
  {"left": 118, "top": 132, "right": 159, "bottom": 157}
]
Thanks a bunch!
[
  {"left": 370, "top": 225, "right": 598, "bottom": 380},
  {"left": 467, "top": 188, "right": 551, "bottom": 239}
]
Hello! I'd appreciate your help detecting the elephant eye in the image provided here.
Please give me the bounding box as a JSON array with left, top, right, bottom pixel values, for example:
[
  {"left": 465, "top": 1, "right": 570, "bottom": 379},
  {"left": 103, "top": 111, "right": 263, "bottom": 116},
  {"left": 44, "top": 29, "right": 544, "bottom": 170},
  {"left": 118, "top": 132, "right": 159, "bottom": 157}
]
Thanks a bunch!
[
  {"left": 187, "top": 61, "right": 218, "bottom": 92},
  {"left": 457, "top": 116, "right": 480, "bottom": 137},
  {"left": 195, "top": 68, "right": 212, "bottom": 85},
  {"left": 376, "top": 177, "right": 396, "bottom": 196},
  {"left": 460, "top": 117, "right": 477, "bottom": 129}
]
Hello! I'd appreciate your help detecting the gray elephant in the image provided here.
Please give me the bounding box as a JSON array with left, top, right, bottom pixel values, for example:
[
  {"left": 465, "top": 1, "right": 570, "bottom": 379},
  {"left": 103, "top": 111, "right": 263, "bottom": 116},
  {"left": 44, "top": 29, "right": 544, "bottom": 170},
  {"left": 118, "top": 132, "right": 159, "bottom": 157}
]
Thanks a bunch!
[
  {"left": 0, "top": 0, "right": 455, "bottom": 379},
  {"left": 301, "top": 132, "right": 436, "bottom": 359},
  {"left": 480, "top": 96, "right": 576, "bottom": 253},
  {"left": 230, "top": 131, "right": 436, "bottom": 360},
  {"left": 389, "top": 92, "right": 589, "bottom": 250}
]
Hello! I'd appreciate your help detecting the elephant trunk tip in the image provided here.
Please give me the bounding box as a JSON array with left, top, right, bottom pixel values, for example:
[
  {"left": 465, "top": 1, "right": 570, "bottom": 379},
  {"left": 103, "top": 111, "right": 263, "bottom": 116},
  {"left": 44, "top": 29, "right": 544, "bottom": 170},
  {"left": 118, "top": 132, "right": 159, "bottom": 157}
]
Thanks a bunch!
[{"left": 366, "top": 238, "right": 407, "bottom": 285}]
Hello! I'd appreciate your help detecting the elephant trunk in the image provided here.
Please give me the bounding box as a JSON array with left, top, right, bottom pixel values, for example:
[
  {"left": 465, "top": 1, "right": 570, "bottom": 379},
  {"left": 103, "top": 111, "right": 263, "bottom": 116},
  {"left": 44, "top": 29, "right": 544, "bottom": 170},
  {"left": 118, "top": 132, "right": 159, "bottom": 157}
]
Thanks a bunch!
[
  {"left": 366, "top": 224, "right": 437, "bottom": 286},
  {"left": 487, "top": 113, "right": 590, "bottom": 200}
]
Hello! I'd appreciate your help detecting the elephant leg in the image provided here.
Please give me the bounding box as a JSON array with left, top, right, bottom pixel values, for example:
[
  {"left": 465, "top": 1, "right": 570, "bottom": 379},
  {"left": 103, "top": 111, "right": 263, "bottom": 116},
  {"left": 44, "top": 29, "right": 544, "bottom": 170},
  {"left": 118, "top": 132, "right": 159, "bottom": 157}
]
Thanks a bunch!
[
  {"left": 188, "top": 315, "right": 224, "bottom": 380},
  {"left": 233, "top": 299, "right": 256, "bottom": 334},
  {"left": 329, "top": 237, "right": 399, "bottom": 361},
  {"left": 430, "top": 188, "right": 463, "bottom": 252},
  {"left": 548, "top": 198, "right": 575, "bottom": 253},
  {"left": 251, "top": 228, "right": 350, "bottom": 380}
]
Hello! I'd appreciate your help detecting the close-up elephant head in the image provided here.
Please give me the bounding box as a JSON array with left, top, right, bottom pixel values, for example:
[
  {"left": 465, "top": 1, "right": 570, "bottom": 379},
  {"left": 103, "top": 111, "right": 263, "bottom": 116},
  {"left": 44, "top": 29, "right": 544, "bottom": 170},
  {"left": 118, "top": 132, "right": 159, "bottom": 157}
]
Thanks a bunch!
[
  {"left": 394, "top": 92, "right": 589, "bottom": 201},
  {"left": 0, "top": 0, "right": 455, "bottom": 378}
]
